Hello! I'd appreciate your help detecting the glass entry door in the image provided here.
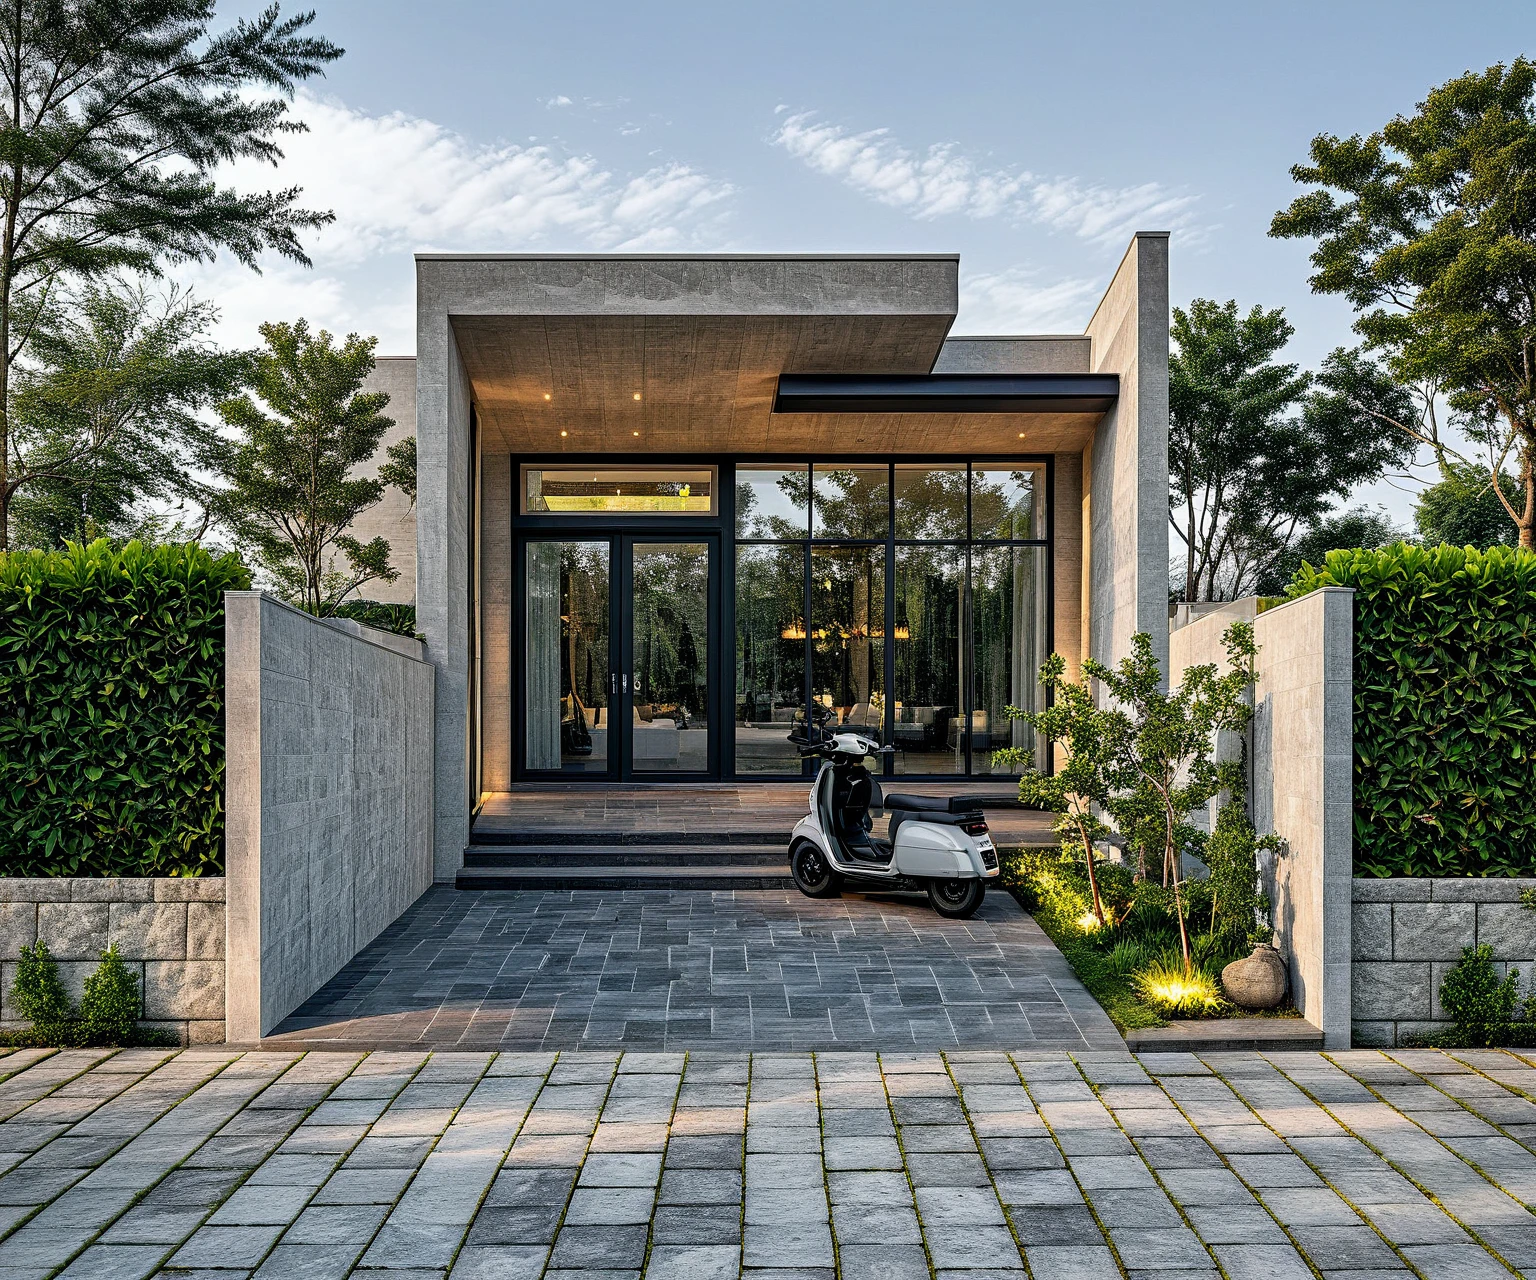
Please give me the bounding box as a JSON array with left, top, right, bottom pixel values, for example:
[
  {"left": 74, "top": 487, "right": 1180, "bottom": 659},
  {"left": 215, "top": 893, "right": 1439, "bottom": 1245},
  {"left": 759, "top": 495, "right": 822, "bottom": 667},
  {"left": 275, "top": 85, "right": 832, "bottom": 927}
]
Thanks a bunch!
[
  {"left": 521, "top": 535, "right": 716, "bottom": 778},
  {"left": 626, "top": 540, "right": 712, "bottom": 775}
]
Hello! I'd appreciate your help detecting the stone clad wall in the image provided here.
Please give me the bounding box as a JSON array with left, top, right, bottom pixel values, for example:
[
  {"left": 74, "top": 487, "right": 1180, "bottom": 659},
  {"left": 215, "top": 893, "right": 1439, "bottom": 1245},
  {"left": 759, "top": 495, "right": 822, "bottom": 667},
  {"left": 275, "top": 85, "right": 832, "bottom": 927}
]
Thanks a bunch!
[
  {"left": 224, "top": 592, "right": 435, "bottom": 1042},
  {"left": 0, "top": 877, "right": 225, "bottom": 1043},
  {"left": 1352, "top": 878, "right": 1536, "bottom": 1047},
  {"left": 1169, "top": 587, "right": 1355, "bottom": 1047}
]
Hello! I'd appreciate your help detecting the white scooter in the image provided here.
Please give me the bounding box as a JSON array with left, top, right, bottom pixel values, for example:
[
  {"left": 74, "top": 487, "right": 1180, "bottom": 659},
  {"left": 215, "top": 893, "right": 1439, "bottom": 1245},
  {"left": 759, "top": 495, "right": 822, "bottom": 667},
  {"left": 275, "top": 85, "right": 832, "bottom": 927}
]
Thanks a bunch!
[{"left": 786, "top": 720, "right": 1000, "bottom": 918}]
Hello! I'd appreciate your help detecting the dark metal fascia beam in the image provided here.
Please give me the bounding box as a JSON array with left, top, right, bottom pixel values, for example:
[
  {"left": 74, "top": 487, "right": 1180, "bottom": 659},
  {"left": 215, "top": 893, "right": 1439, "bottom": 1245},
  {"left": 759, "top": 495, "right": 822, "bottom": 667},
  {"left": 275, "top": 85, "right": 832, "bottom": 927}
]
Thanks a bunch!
[{"left": 772, "top": 372, "right": 1119, "bottom": 414}]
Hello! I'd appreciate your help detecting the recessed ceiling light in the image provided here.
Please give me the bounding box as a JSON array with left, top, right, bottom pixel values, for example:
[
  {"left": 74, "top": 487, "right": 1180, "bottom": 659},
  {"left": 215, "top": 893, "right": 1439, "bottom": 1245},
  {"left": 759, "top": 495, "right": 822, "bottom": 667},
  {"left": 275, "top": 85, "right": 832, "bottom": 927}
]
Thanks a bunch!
[
  {"left": 632, "top": 430, "right": 640, "bottom": 437},
  {"left": 544, "top": 393, "right": 551, "bottom": 401},
  {"left": 632, "top": 392, "right": 641, "bottom": 401},
  {"left": 1017, "top": 432, "right": 1025, "bottom": 439},
  {"left": 560, "top": 430, "right": 568, "bottom": 437}
]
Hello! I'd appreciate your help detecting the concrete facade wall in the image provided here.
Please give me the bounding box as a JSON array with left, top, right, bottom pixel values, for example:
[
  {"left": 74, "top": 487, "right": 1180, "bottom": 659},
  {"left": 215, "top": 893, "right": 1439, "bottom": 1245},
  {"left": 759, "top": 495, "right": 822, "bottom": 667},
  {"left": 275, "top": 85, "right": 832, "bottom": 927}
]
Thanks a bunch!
[
  {"left": 345, "top": 356, "right": 419, "bottom": 606},
  {"left": 1352, "top": 879, "right": 1536, "bottom": 1047},
  {"left": 1083, "top": 233, "right": 1171, "bottom": 681},
  {"left": 1052, "top": 452, "right": 1085, "bottom": 681},
  {"left": 480, "top": 453, "right": 513, "bottom": 794},
  {"left": 0, "top": 878, "right": 225, "bottom": 1043},
  {"left": 1169, "top": 586, "right": 1355, "bottom": 1046},
  {"left": 224, "top": 592, "right": 435, "bottom": 1040},
  {"left": 933, "top": 335, "right": 1091, "bottom": 373}
]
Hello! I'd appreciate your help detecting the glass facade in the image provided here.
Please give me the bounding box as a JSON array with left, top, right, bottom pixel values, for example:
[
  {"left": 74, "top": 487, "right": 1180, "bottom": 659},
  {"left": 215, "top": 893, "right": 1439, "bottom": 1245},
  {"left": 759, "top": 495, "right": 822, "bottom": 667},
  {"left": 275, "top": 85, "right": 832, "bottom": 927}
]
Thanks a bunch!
[
  {"left": 514, "top": 461, "right": 1050, "bottom": 781},
  {"left": 732, "top": 460, "right": 1049, "bottom": 778}
]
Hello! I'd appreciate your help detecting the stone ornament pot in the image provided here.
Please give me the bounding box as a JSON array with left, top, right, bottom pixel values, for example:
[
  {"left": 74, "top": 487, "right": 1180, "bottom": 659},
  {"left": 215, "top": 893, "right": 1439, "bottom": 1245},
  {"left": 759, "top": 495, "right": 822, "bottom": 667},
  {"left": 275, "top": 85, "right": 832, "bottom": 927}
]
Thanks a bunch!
[{"left": 1221, "top": 944, "right": 1289, "bottom": 1009}]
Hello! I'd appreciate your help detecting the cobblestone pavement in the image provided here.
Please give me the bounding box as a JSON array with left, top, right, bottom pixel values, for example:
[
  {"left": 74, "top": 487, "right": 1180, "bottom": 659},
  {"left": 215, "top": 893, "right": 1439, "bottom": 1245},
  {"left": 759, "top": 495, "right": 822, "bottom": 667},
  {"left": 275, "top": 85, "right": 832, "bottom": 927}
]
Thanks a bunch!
[
  {"left": 268, "top": 889, "right": 1123, "bottom": 1052},
  {"left": 6, "top": 1048, "right": 1536, "bottom": 1279}
]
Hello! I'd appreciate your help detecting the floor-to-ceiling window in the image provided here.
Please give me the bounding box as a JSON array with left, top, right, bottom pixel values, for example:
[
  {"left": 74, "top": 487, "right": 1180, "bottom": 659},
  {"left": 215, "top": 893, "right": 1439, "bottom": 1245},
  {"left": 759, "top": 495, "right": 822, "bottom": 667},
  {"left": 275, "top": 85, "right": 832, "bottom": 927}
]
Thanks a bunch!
[{"left": 731, "top": 460, "right": 1050, "bottom": 779}]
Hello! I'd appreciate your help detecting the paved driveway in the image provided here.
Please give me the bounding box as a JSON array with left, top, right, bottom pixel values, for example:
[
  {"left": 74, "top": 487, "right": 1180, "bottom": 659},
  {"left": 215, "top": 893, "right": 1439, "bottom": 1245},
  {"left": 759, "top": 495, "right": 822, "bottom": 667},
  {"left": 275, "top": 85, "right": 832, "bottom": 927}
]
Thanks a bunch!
[
  {"left": 267, "top": 887, "right": 1122, "bottom": 1052},
  {"left": 3, "top": 1046, "right": 1536, "bottom": 1279}
]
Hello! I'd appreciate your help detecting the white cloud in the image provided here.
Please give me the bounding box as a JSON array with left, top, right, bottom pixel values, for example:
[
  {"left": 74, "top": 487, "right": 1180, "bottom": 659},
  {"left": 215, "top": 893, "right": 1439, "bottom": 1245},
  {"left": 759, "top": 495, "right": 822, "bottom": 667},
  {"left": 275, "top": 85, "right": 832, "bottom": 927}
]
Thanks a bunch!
[
  {"left": 771, "top": 110, "right": 1200, "bottom": 247},
  {"left": 544, "top": 94, "right": 573, "bottom": 108},
  {"left": 175, "top": 90, "right": 737, "bottom": 351},
  {"left": 956, "top": 268, "right": 1103, "bottom": 334}
]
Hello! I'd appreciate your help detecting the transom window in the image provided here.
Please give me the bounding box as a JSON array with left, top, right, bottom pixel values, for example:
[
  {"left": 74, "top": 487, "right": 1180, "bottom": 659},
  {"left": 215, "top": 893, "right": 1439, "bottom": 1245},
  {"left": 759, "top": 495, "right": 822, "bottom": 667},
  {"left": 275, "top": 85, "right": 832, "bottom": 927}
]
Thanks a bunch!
[{"left": 524, "top": 466, "right": 716, "bottom": 515}]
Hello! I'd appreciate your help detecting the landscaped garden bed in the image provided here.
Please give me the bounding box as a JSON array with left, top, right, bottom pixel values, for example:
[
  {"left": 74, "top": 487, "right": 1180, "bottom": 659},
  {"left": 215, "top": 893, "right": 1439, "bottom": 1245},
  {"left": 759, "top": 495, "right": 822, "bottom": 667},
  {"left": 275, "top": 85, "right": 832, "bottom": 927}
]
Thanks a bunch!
[{"left": 1001, "top": 849, "right": 1300, "bottom": 1033}]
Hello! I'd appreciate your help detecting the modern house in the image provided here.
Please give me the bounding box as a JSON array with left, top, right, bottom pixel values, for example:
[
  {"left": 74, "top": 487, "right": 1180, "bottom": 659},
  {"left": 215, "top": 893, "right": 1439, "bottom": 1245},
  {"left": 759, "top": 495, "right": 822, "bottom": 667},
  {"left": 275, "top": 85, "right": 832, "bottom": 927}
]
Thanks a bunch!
[{"left": 358, "top": 236, "right": 1170, "bottom": 882}]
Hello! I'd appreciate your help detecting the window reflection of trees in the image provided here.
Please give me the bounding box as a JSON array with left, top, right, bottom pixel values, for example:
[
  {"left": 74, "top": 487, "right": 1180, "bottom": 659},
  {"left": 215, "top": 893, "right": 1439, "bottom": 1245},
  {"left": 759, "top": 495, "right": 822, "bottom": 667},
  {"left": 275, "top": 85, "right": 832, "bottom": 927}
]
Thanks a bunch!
[{"left": 632, "top": 545, "right": 708, "bottom": 724}]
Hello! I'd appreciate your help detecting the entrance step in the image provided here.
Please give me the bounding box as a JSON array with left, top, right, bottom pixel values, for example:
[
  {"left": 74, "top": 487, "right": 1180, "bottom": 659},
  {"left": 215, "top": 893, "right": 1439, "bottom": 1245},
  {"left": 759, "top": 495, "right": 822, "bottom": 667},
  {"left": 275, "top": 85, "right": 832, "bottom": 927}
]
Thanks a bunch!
[
  {"left": 470, "top": 830, "right": 790, "bottom": 847},
  {"left": 455, "top": 861, "right": 794, "bottom": 891},
  {"left": 465, "top": 843, "right": 787, "bottom": 868}
]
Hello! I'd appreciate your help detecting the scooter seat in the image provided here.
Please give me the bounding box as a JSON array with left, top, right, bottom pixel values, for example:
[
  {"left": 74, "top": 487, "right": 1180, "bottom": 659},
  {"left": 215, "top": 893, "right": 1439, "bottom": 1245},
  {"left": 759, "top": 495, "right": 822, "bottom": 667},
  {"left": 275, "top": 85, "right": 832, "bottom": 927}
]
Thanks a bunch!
[{"left": 882, "top": 792, "right": 949, "bottom": 813}]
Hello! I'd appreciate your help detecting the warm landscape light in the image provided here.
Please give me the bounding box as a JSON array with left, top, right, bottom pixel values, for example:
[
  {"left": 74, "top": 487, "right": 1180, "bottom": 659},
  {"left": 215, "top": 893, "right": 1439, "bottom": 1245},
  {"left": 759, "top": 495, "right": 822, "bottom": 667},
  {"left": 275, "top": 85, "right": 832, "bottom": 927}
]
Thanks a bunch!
[{"left": 1076, "top": 911, "right": 1101, "bottom": 932}]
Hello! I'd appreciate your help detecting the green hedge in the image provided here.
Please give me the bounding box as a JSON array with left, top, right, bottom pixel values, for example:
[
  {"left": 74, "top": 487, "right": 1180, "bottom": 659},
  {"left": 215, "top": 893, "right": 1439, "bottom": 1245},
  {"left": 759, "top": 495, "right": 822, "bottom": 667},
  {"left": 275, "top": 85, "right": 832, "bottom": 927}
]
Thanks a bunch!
[
  {"left": 1289, "top": 543, "right": 1536, "bottom": 877},
  {"left": 0, "top": 539, "right": 249, "bottom": 877},
  {"left": 332, "top": 599, "right": 416, "bottom": 637}
]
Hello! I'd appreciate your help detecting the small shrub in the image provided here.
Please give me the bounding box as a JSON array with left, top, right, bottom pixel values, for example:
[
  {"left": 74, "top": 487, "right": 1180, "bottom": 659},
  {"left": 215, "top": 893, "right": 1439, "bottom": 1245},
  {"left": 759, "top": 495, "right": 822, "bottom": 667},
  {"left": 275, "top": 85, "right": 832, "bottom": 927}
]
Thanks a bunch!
[
  {"left": 12, "top": 941, "right": 75, "bottom": 1042},
  {"left": 1131, "top": 961, "right": 1226, "bottom": 1018},
  {"left": 1439, "top": 944, "right": 1524, "bottom": 1047},
  {"left": 79, "top": 945, "right": 139, "bottom": 1044},
  {"left": 331, "top": 599, "right": 416, "bottom": 637}
]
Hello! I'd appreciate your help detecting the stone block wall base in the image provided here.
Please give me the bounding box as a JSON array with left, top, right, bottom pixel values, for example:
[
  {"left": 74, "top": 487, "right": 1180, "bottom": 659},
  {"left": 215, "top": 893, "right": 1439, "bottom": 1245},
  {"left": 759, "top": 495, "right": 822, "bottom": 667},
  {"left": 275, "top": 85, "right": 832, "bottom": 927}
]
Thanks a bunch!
[
  {"left": 0, "top": 877, "right": 226, "bottom": 1040},
  {"left": 1352, "top": 877, "right": 1536, "bottom": 1046}
]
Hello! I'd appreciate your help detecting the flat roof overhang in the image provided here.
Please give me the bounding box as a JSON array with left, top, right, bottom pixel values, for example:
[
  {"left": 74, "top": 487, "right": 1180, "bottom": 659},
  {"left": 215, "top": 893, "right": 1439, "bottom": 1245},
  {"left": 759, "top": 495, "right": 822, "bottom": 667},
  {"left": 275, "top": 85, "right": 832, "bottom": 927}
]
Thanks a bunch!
[{"left": 773, "top": 373, "right": 1119, "bottom": 414}]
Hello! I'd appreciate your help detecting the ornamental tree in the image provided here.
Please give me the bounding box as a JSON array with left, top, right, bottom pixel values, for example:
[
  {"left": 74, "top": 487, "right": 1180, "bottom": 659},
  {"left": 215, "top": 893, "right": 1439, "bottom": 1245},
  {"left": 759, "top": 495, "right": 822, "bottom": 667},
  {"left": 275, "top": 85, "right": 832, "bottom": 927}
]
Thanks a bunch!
[
  {"left": 1093, "top": 624, "right": 1260, "bottom": 973},
  {"left": 994, "top": 652, "right": 1135, "bottom": 929},
  {"left": 209, "top": 320, "right": 400, "bottom": 615},
  {"left": 1271, "top": 58, "right": 1536, "bottom": 549},
  {"left": 0, "top": 0, "right": 342, "bottom": 550}
]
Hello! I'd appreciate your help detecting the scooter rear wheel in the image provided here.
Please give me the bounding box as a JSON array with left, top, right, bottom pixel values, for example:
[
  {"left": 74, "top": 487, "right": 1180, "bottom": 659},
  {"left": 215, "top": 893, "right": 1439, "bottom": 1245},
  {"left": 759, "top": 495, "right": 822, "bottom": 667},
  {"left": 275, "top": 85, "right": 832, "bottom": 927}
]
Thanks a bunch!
[
  {"left": 790, "top": 841, "right": 842, "bottom": 898},
  {"left": 927, "top": 877, "right": 984, "bottom": 919}
]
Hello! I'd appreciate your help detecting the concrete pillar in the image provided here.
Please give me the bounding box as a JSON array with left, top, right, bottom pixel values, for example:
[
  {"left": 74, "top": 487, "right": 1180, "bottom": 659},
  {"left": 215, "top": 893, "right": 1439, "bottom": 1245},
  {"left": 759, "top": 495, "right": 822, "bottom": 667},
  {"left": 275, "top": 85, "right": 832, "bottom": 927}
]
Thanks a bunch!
[
  {"left": 415, "top": 301, "right": 473, "bottom": 882},
  {"left": 1082, "top": 232, "right": 1171, "bottom": 683}
]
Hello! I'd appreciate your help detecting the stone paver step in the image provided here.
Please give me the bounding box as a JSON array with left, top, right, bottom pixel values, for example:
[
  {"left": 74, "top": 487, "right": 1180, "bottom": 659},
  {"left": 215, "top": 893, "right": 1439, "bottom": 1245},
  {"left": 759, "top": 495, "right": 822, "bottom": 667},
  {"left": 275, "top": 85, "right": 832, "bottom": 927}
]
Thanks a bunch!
[
  {"left": 472, "top": 828, "right": 791, "bottom": 846},
  {"left": 1125, "top": 1016, "right": 1325, "bottom": 1053},
  {"left": 463, "top": 842, "right": 789, "bottom": 866},
  {"left": 454, "top": 862, "right": 796, "bottom": 890}
]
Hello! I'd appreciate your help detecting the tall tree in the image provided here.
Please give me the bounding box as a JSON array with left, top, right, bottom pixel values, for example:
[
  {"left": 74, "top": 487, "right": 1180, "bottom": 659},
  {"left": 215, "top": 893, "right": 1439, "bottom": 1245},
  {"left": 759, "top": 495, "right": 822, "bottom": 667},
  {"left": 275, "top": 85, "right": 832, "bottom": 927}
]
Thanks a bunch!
[
  {"left": 1271, "top": 58, "right": 1536, "bottom": 549},
  {"left": 0, "top": 0, "right": 342, "bottom": 551},
  {"left": 1414, "top": 464, "right": 1520, "bottom": 548},
  {"left": 5, "top": 276, "right": 243, "bottom": 548},
  {"left": 210, "top": 319, "right": 400, "bottom": 615},
  {"left": 1169, "top": 298, "right": 1413, "bottom": 600}
]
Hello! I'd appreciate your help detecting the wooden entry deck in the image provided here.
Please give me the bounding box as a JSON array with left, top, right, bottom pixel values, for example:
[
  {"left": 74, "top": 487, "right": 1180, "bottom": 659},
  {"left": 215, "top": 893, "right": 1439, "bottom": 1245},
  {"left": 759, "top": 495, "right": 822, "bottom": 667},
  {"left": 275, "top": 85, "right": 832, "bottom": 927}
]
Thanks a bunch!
[{"left": 464, "top": 784, "right": 1055, "bottom": 890}]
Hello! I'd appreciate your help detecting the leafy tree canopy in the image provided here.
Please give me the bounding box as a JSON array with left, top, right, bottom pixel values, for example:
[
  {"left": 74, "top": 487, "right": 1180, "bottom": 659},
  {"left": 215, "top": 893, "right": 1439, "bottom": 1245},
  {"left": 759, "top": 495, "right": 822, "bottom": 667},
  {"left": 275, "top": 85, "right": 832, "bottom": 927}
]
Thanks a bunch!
[
  {"left": 1170, "top": 298, "right": 1413, "bottom": 601},
  {"left": 1415, "top": 464, "right": 1520, "bottom": 548},
  {"left": 0, "top": 0, "right": 343, "bottom": 550},
  {"left": 5, "top": 275, "right": 245, "bottom": 549},
  {"left": 1254, "top": 504, "right": 1403, "bottom": 597},
  {"left": 1272, "top": 58, "right": 1536, "bottom": 547},
  {"left": 209, "top": 319, "right": 400, "bottom": 615}
]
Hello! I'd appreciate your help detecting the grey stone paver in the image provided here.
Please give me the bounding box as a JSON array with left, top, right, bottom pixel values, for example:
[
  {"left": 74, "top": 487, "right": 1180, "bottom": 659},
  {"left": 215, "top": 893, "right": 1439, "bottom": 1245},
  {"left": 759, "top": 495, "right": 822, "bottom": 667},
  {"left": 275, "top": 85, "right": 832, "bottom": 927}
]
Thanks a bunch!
[
  {"left": 5, "top": 1048, "right": 1536, "bottom": 1276},
  {"left": 267, "top": 888, "right": 1123, "bottom": 1051}
]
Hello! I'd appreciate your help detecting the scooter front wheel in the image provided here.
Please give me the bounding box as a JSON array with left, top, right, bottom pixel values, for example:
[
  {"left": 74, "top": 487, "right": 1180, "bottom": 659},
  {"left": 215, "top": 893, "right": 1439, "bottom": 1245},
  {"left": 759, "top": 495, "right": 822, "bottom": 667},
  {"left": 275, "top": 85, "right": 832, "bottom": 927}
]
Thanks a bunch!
[
  {"left": 790, "top": 841, "right": 842, "bottom": 898},
  {"left": 927, "top": 877, "right": 984, "bottom": 919}
]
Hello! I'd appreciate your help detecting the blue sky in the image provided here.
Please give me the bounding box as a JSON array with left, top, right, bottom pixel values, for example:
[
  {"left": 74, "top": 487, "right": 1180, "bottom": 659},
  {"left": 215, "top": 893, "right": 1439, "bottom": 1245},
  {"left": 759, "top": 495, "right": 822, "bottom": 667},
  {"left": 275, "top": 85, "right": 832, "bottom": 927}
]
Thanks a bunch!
[{"left": 204, "top": 0, "right": 1527, "bottom": 518}]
